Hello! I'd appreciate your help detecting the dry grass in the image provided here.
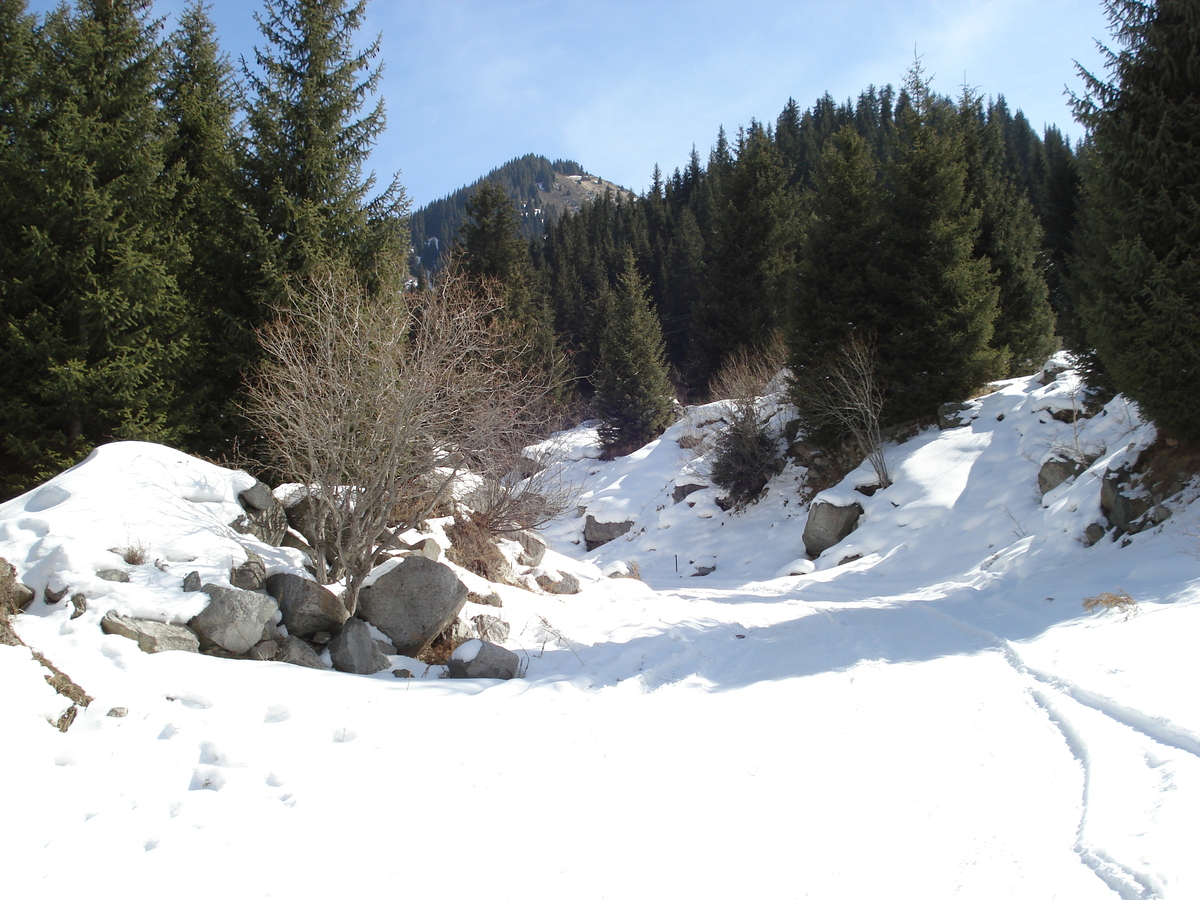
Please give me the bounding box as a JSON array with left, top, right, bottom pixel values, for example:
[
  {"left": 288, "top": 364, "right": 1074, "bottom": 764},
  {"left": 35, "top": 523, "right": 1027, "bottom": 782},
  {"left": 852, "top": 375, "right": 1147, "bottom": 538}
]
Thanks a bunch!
[
  {"left": 446, "top": 513, "right": 511, "bottom": 583},
  {"left": 1082, "top": 589, "right": 1139, "bottom": 618},
  {"left": 111, "top": 542, "right": 149, "bottom": 566}
]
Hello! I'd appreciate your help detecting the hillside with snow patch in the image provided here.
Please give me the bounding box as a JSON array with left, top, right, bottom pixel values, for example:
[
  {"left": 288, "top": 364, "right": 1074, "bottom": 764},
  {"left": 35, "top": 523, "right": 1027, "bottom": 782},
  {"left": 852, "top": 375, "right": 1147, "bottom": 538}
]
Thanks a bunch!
[{"left": 2, "top": 359, "right": 1198, "bottom": 898}]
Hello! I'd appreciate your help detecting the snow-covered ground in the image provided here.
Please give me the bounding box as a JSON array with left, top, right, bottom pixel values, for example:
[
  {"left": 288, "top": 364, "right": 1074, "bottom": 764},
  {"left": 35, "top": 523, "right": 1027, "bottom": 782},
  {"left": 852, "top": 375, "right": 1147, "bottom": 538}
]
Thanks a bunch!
[{"left": 3, "top": 362, "right": 1198, "bottom": 898}]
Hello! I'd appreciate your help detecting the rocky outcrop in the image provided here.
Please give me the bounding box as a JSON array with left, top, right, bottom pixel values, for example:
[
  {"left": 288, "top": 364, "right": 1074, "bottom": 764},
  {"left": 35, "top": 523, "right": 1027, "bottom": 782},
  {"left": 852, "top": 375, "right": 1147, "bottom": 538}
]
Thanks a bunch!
[
  {"left": 231, "top": 480, "right": 289, "bottom": 546},
  {"left": 229, "top": 550, "right": 266, "bottom": 591},
  {"left": 265, "top": 573, "right": 348, "bottom": 638},
  {"left": 447, "top": 639, "right": 520, "bottom": 680},
  {"left": 472, "top": 614, "right": 510, "bottom": 644},
  {"left": 101, "top": 611, "right": 200, "bottom": 654},
  {"left": 1038, "top": 457, "right": 1085, "bottom": 496},
  {"left": 249, "top": 635, "right": 326, "bottom": 669},
  {"left": 536, "top": 570, "right": 581, "bottom": 594},
  {"left": 584, "top": 516, "right": 633, "bottom": 551},
  {"left": 189, "top": 585, "right": 279, "bottom": 655},
  {"left": 803, "top": 501, "right": 863, "bottom": 558},
  {"left": 937, "top": 400, "right": 980, "bottom": 430},
  {"left": 357, "top": 556, "right": 469, "bottom": 657},
  {"left": 328, "top": 618, "right": 390, "bottom": 675},
  {"left": 515, "top": 530, "right": 547, "bottom": 567}
]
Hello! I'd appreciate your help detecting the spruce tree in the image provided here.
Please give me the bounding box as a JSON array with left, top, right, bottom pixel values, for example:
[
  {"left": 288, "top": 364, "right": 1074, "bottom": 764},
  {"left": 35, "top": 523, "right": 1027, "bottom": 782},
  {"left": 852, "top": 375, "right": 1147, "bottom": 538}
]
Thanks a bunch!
[
  {"left": 867, "top": 64, "right": 1004, "bottom": 424},
  {"left": 163, "top": 1, "right": 262, "bottom": 454},
  {"left": 593, "top": 253, "right": 675, "bottom": 453},
  {"left": 242, "top": 0, "right": 408, "bottom": 285},
  {"left": 0, "top": 0, "right": 191, "bottom": 496},
  {"left": 959, "top": 89, "right": 1057, "bottom": 375},
  {"left": 1070, "top": 0, "right": 1200, "bottom": 441}
]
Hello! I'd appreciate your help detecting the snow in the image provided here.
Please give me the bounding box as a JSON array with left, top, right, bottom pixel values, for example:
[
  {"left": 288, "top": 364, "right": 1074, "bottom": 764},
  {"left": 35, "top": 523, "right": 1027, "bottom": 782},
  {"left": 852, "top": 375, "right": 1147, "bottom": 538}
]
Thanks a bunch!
[{"left": 3, "top": 362, "right": 1199, "bottom": 898}]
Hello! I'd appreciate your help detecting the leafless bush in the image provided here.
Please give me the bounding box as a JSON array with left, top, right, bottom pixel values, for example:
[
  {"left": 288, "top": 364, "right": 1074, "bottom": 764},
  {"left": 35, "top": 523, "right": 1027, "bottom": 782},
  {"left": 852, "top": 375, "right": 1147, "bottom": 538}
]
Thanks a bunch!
[
  {"left": 707, "top": 332, "right": 787, "bottom": 402},
  {"left": 792, "top": 336, "right": 891, "bottom": 489},
  {"left": 245, "top": 261, "right": 565, "bottom": 614}
]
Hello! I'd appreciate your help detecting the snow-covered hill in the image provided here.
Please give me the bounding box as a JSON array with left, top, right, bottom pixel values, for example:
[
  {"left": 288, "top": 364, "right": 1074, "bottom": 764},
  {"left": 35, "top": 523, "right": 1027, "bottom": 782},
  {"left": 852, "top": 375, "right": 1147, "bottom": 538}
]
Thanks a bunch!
[{"left": 3, "top": 360, "right": 1198, "bottom": 898}]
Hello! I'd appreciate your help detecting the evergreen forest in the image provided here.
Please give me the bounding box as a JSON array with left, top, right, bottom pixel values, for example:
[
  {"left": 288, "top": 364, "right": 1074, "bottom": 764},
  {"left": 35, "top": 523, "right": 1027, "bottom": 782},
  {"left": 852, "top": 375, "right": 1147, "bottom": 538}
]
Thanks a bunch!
[{"left": 1, "top": 0, "right": 1196, "bottom": 500}]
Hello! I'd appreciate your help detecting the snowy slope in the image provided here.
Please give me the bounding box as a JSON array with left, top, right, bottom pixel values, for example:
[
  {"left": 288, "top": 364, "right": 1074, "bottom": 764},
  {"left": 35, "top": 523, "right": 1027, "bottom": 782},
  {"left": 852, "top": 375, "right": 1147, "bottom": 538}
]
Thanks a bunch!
[{"left": 2, "top": 361, "right": 1198, "bottom": 899}]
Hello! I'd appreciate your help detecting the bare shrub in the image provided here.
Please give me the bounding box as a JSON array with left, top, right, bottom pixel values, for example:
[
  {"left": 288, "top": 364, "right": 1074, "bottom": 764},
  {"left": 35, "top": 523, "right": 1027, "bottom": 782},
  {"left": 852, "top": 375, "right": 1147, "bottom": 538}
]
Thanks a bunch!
[
  {"left": 245, "top": 261, "right": 565, "bottom": 614},
  {"left": 792, "top": 336, "right": 891, "bottom": 489},
  {"left": 1082, "top": 589, "right": 1139, "bottom": 618},
  {"left": 110, "top": 542, "right": 148, "bottom": 566},
  {"left": 707, "top": 334, "right": 788, "bottom": 507}
]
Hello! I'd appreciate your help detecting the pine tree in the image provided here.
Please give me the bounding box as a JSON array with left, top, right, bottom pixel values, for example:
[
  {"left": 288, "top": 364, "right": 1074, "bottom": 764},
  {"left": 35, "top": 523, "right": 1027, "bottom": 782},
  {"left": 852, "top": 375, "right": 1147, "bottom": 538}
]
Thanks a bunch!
[
  {"left": 872, "top": 64, "right": 1003, "bottom": 423},
  {"left": 242, "top": 0, "right": 408, "bottom": 285},
  {"left": 689, "top": 122, "right": 799, "bottom": 392},
  {"left": 0, "top": 0, "right": 192, "bottom": 496},
  {"left": 960, "top": 89, "right": 1057, "bottom": 375},
  {"left": 593, "top": 253, "right": 675, "bottom": 453},
  {"left": 1070, "top": 0, "right": 1200, "bottom": 441},
  {"left": 162, "top": 0, "right": 262, "bottom": 454}
]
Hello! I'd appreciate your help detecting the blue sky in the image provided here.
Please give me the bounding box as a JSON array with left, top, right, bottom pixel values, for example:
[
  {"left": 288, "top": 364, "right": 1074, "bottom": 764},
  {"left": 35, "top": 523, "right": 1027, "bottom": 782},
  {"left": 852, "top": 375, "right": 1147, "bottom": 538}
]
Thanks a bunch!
[{"left": 27, "top": 0, "right": 1113, "bottom": 208}]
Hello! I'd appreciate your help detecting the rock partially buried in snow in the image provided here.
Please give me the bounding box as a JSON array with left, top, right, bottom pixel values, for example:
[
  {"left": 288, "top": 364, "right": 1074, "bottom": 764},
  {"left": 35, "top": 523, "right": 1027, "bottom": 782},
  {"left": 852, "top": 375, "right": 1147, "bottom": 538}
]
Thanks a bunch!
[
  {"left": 189, "top": 585, "right": 279, "bottom": 655},
  {"left": 536, "top": 570, "right": 581, "bottom": 594},
  {"left": 776, "top": 558, "right": 816, "bottom": 577},
  {"left": 515, "top": 529, "right": 547, "bottom": 567},
  {"left": 584, "top": 515, "right": 633, "bottom": 551},
  {"left": 447, "top": 639, "right": 520, "bottom": 680},
  {"left": 101, "top": 611, "right": 200, "bottom": 654},
  {"left": 803, "top": 500, "right": 863, "bottom": 558}
]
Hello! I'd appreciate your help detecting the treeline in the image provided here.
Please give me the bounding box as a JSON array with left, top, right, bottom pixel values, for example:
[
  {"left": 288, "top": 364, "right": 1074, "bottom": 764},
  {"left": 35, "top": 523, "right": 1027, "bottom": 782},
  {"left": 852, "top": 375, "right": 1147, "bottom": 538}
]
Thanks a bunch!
[
  {"left": 0, "top": 0, "right": 409, "bottom": 498},
  {"left": 522, "top": 70, "right": 1077, "bottom": 415},
  {"left": 410, "top": 154, "right": 584, "bottom": 272}
]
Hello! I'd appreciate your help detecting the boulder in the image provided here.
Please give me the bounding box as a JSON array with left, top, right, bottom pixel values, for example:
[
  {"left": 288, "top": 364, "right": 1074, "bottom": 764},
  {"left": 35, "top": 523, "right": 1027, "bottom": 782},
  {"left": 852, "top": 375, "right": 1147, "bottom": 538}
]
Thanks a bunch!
[
  {"left": 471, "top": 614, "right": 510, "bottom": 644},
  {"left": 584, "top": 515, "right": 633, "bottom": 551},
  {"left": 672, "top": 483, "right": 706, "bottom": 504},
  {"left": 447, "top": 639, "right": 520, "bottom": 680},
  {"left": 937, "top": 401, "right": 979, "bottom": 430},
  {"left": 1038, "top": 457, "right": 1084, "bottom": 496},
  {"left": 189, "top": 585, "right": 279, "bottom": 655},
  {"left": 1100, "top": 468, "right": 1153, "bottom": 535},
  {"left": 247, "top": 636, "right": 325, "bottom": 669},
  {"left": 802, "top": 501, "right": 863, "bottom": 558},
  {"left": 357, "top": 556, "right": 469, "bottom": 657},
  {"left": 0, "top": 557, "right": 35, "bottom": 610},
  {"left": 182, "top": 571, "right": 202, "bottom": 592},
  {"left": 231, "top": 481, "right": 289, "bottom": 547},
  {"left": 328, "top": 618, "right": 391, "bottom": 675},
  {"left": 96, "top": 569, "right": 130, "bottom": 583},
  {"left": 1083, "top": 522, "right": 1108, "bottom": 547},
  {"left": 536, "top": 570, "right": 581, "bottom": 594},
  {"left": 264, "top": 573, "right": 349, "bottom": 638},
  {"left": 1039, "top": 358, "right": 1070, "bottom": 385},
  {"left": 443, "top": 617, "right": 478, "bottom": 646},
  {"left": 101, "top": 611, "right": 200, "bottom": 654},
  {"left": 515, "top": 530, "right": 547, "bottom": 567},
  {"left": 229, "top": 550, "right": 266, "bottom": 591}
]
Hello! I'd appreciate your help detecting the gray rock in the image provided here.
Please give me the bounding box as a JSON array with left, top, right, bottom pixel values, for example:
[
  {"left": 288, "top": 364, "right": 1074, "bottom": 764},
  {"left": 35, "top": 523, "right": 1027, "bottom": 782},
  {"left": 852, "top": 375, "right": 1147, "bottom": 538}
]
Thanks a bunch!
[
  {"left": 106, "top": 707, "right": 128, "bottom": 718},
  {"left": 357, "top": 556, "right": 469, "bottom": 657},
  {"left": 471, "top": 614, "right": 510, "bottom": 644},
  {"left": 802, "top": 500, "right": 864, "bottom": 558},
  {"left": 584, "top": 515, "right": 634, "bottom": 551},
  {"left": 515, "top": 530, "right": 547, "bottom": 567},
  {"left": 443, "top": 617, "right": 478, "bottom": 646},
  {"left": 238, "top": 480, "right": 276, "bottom": 511},
  {"left": 536, "top": 570, "right": 581, "bottom": 594},
  {"left": 447, "top": 639, "right": 520, "bottom": 680},
  {"left": 1038, "top": 457, "right": 1084, "bottom": 496},
  {"left": 101, "top": 611, "right": 200, "bottom": 654},
  {"left": 0, "top": 557, "right": 35, "bottom": 610},
  {"left": 937, "top": 400, "right": 980, "bottom": 430},
  {"left": 328, "top": 618, "right": 391, "bottom": 675},
  {"left": 672, "top": 483, "right": 706, "bottom": 504},
  {"left": 182, "top": 571, "right": 202, "bottom": 592},
  {"left": 468, "top": 590, "right": 503, "bottom": 608},
  {"left": 97, "top": 569, "right": 130, "bottom": 583},
  {"left": 1083, "top": 522, "right": 1108, "bottom": 547},
  {"left": 229, "top": 480, "right": 289, "bottom": 547},
  {"left": 188, "top": 585, "right": 279, "bottom": 655},
  {"left": 246, "top": 635, "right": 328, "bottom": 669},
  {"left": 1100, "top": 468, "right": 1153, "bottom": 535},
  {"left": 229, "top": 550, "right": 266, "bottom": 591},
  {"left": 264, "top": 573, "right": 349, "bottom": 638},
  {"left": 1039, "top": 358, "right": 1070, "bottom": 385}
]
